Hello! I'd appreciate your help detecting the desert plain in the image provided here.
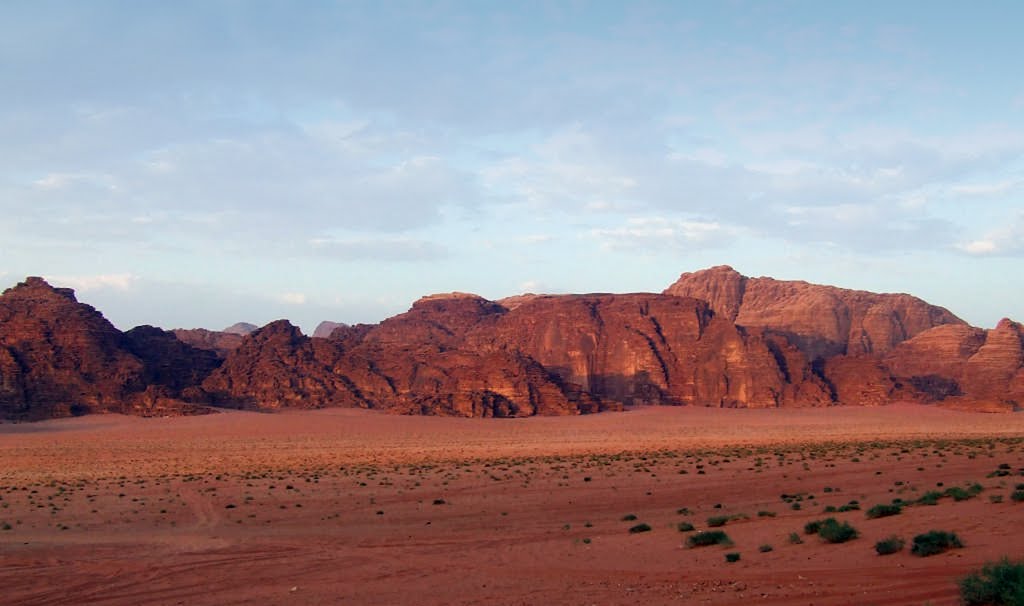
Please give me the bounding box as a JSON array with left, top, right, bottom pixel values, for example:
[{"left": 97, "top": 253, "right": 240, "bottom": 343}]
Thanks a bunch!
[{"left": 2, "top": 404, "right": 1023, "bottom": 606}]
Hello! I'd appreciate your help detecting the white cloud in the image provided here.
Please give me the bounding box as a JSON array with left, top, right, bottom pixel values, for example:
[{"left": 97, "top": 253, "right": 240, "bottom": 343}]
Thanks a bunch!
[
  {"left": 957, "top": 214, "right": 1024, "bottom": 256},
  {"left": 308, "top": 236, "right": 447, "bottom": 262},
  {"left": 590, "top": 217, "right": 738, "bottom": 252},
  {"left": 278, "top": 292, "right": 307, "bottom": 305},
  {"left": 48, "top": 273, "right": 137, "bottom": 292}
]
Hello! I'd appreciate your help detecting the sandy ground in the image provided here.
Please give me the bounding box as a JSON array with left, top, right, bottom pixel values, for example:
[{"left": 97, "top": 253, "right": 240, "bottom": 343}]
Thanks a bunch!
[{"left": 1, "top": 404, "right": 1023, "bottom": 605}]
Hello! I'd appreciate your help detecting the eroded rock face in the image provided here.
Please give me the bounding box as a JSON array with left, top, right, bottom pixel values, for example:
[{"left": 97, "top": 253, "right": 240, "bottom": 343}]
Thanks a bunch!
[
  {"left": 122, "top": 326, "right": 222, "bottom": 393},
  {"left": 664, "top": 266, "right": 964, "bottom": 359},
  {"left": 204, "top": 292, "right": 836, "bottom": 413},
  {"left": 475, "top": 294, "right": 831, "bottom": 408},
  {"left": 312, "top": 321, "right": 347, "bottom": 339},
  {"left": 3, "top": 268, "right": 1020, "bottom": 419},
  {"left": 883, "top": 319, "right": 1024, "bottom": 409},
  {"left": 0, "top": 278, "right": 145, "bottom": 419},
  {"left": 0, "top": 278, "right": 221, "bottom": 419},
  {"left": 172, "top": 328, "right": 245, "bottom": 359},
  {"left": 201, "top": 314, "right": 596, "bottom": 417}
]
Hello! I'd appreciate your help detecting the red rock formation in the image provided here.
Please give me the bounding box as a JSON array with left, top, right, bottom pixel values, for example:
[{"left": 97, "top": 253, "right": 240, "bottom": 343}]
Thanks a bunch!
[
  {"left": 202, "top": 314, "right": 596, "bottom": 417},
  {"left": 123, "top": 325, "right": 222, "bottom": 393},
  {"left": 883, "top": 319, "right": 1024, "bottom": 409},
  {"left": 664, "top": 266, "right": 964, "bottom": 359},
  {"left": 172, "top": 328, "right": 245, "bottom": 359},
  {"left": 0, "top": 277, "right": 147, "bottom": 419},
  {"left": 474, "top": 294, "right": 831, "bottom": 408},
  {"left": 822, "top": 355, "right": 896, "bottom": 406},
  {"left": 312, "top": 321, "right": 347, "bottom": 339}
]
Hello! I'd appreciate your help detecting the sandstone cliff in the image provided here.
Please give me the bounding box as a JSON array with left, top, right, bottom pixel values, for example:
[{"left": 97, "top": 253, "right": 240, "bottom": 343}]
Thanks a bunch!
[{"left": 664, "top": 266, "right": 963, "bottom": 359}]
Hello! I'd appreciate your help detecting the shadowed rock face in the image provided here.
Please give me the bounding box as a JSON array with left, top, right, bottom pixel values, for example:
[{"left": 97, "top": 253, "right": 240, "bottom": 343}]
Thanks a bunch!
[
  {"left": 172, "top": 328, "right": 245, "bottom": 359},
  {"left": 0, "top": 278, "right": 218, "bottom": 419},
  {"left": 882, "top": 319, "right": 1024, "bottom": 410},
  {"left": 664, "top": 266, "right": 964, "bottom": 359},
  {"left": 204, "top": 292, "right": 832, "bottom": 414},
  {"left": 2, "top": 269, "right": 1021, "bottom": 419}
]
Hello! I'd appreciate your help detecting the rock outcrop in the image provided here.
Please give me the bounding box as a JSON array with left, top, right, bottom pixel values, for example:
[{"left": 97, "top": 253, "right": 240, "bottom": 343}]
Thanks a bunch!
[
  {"left": 664, "top": 266, "right": 964, "bottom": 359},
  {"left": 0, "top": 278, "right": 217, "bottom": 419},
  {"left": 2, "top": 268, "right": 1020, "bottom": 420},
  {"left": 312, "top": 321, "right": 347, "bottom": 339},
  {"left": 884, "top": 319, "right": 1024, "bottom": 410},
  {"left": 172, "top": 328, "right": 246, "bottom": 359}
]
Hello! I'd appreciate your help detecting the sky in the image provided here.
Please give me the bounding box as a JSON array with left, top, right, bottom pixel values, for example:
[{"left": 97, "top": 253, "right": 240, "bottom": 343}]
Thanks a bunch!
[{"left": 1, "top": 1, "right": 1022, "bottom": 333}]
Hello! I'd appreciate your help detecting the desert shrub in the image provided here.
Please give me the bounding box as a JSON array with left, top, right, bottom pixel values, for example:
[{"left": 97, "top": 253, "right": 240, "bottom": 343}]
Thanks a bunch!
[
  {"left": 707, "top": 515, "right": 730, "bottom": 527},
  {"left": 866, "top": 503, "right": 903, "bottom": 519},
  {"left": 804, "top": 520, "right": 823, "bottom": 535},
  {"left": 911, "top": 530, "right": 963, "bottom": 557},
  {"left": 432, "top": 498, "right": 446, "bottom": 505},
  {"left": 960, "top": 558, "right": 1024, "bottom": 605},
  {"left": 916, "top": 491, "right": 943, "bottom": 506},
  {"left": 677, "top": 521, "right": 695, "bottom": 532},
  {"left": 945, "top": 486, "right": 980, "bottom": 501},
  {"left": 874, "top": 536, "right": 905, "bottom": 555},
  {"left": 837, "top": 502, "right": 860, "bottom": 512},
  {"left": 629, "top": 523, "right": 652, "bottom": 534},
  {"left": 757, "top": 510, "right": 776, "bottom": 518},
  {"left": 1011, "top": 490, "right": 1024, "bottom": 503},
  {"left": 759, "top": 544, "right": 773, "bottom": 553},
  {"left": 818, "top": 518, "right": 859, "bottom": 544},
  {"left": 621, "top": 513, "right": 638, "bottom": 521},
  {"left": 686, "top": 530, "right": 732, "bottom": 548},
  {"left": 725, "top": 552, "right": 741, "bottom": 563},
  {"left": 788, "top": 532, "right": 803, "bottom": 545}
]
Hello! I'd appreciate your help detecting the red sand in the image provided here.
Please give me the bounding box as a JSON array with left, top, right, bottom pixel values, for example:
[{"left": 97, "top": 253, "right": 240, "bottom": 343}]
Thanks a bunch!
[{"left": 2, "top": 405, "right": 1023, "bottom": 605}]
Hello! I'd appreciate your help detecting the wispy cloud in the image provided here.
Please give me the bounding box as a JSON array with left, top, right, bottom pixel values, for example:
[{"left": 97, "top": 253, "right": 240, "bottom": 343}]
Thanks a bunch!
[{"left": 48, "top": 273, "right": 137, "bottom": 292}]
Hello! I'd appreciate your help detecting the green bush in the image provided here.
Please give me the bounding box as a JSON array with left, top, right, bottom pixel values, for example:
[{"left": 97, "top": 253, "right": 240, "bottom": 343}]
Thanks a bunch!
[
  {"left": 945, "top": 485, "right": 982, "bottom": 501},
  {"left": 866, "top": 503, "right": 903, "bottom": 519},
  {"left": 758, "top": 544, "right": 773, "bottom": 553},
  {"left": 677, "top": 521, "right": 695, "bottom": 532},
  {"left": 960, "top": 558, "right": 1024, "bottom": 605},
  {"left": 788, "top": 532, "right": 803, "bottom": 545},
  {"left": 628, "top": 523, "right": 652, "bottom": 534},
  {"left": 1011, "top": 490, "right": 1024, "bottom": 503},
  {"left": 621, "top": 513, "right": 638, "bottom": 521},
  {"left": 686, "top": 530, "right": 732, "bottom": 548},
  {"left": 874, "top": 536, "right": 905, "bottom": 555},
  {"left": 916, "top": 491, "right": 942, "bottom": 506},
  {"left": 804, "top": 520, "right": 823, "bottom": 535},
  {"left": 911, "top": 530, "right": 963, "bottom": 557},
  {"left": 725, "top": 552, "right": 741, "bottom": 563},
  {"left": 818, "top": 518, "right": 859, "bottom": 543},
  {"left": 707, "top": 515, "right": 730, "bottom": 527}
]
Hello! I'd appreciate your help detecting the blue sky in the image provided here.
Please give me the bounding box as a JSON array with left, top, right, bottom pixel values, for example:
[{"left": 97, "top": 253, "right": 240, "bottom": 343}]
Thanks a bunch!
[{"left": 2, "top": 1, "right": 1022, "bottom": 332}]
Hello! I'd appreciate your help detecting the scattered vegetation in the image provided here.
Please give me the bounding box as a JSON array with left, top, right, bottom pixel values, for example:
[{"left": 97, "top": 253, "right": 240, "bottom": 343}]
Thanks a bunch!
[
  {"left": 686, "top": 530, "right": 732, "bottom": 548},
  {"left": 725, "top": 552, "right": 741, "bottom": 563},
  {"left": 960, "top": 558, "right": 1024, "bottom": 605},
  {"left": 866, "top": 503, "right": 902, "bottom": 519},
  {"left": 628, "top": 523, "right": 652, "bottom": 534},
  {"left": 911, "top": 530, "right": 963, "bottom": 557},
  {"left": 874, "top": 536, "right": 905, "bottom": 555},
  {"left": 677, "top": 521, "right": 695, "bottom": 532}
]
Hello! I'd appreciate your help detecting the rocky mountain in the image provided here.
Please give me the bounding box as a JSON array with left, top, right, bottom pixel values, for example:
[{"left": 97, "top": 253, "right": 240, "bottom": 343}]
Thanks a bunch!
[
  {"left": 172, "top": 328, "right": 246, "bottom": 359},
  {"left": 312, "top": 321, "right": 347, "bottom": 339},
  {"left": 664, "top": 266, "right": 963, "bottom": 359},
  {"left": 223, "top": 322, "right": 258, "bottom": 336},
  {"left": 0, "top": 278, "right": 215, "bottom": 419},
  {"left": 1, "top": 268, "right": 1021, "bottom": 420}
]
